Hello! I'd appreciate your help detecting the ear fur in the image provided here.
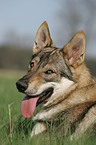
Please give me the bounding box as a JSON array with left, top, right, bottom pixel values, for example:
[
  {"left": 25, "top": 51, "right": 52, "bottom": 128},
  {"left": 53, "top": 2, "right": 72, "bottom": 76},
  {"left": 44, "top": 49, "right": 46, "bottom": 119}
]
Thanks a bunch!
[
  {"left": 33, "top": 21, "right": 54, "bottom": 54},
  {"left": 63, "top": 31, "right": 86, "bottom": 68}
]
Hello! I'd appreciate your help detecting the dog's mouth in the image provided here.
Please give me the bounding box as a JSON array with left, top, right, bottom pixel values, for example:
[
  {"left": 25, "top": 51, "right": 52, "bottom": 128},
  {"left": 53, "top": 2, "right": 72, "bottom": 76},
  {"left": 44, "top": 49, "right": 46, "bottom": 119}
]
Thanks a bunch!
[{"left": 21, "top": 88, "right": 53, "bottom": 118}]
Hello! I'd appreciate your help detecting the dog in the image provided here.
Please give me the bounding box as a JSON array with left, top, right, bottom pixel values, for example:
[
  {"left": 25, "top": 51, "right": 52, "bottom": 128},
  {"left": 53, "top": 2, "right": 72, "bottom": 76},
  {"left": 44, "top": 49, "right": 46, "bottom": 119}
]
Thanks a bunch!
[{"left": 16, "top": 21, "right": 96, "bottom": 139}]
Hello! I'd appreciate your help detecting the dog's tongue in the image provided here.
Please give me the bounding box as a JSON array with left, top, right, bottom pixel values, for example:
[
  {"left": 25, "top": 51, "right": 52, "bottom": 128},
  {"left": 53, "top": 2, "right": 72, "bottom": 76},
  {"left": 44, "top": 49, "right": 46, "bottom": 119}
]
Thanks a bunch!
[{"left": 21, "top": 96, "right": 39, "bottom": 118}]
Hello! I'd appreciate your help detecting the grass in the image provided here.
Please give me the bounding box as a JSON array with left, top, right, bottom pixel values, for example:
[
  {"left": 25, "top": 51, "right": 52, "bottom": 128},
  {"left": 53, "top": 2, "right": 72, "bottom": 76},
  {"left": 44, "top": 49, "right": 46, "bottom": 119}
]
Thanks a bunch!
[{"left": 0, "top": 70, "right": 96, "bottom": 145}]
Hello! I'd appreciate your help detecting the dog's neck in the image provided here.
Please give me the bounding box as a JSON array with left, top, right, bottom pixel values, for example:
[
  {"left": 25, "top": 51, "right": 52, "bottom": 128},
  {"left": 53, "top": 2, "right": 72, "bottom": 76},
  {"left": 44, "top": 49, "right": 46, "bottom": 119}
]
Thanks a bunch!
[
  {"left": 71, "top": 63, "right": 95, "bottom": 88},
  {"left": 72, "top": 63, "right": 95, "bottom": 88}
]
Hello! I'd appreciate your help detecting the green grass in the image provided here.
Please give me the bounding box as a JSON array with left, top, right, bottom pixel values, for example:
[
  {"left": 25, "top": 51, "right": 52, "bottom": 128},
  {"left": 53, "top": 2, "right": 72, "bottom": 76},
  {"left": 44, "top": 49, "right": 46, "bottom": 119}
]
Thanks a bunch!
[{"left": 0, "top": 71, "right": 96, "bottom": 145}]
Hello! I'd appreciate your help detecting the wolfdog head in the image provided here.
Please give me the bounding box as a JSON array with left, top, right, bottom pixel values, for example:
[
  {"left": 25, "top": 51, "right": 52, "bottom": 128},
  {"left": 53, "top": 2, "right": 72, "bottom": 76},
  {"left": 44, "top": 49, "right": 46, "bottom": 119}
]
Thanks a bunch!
[{"left": 16, "top": 21, "right": 86, "bottom": 118}]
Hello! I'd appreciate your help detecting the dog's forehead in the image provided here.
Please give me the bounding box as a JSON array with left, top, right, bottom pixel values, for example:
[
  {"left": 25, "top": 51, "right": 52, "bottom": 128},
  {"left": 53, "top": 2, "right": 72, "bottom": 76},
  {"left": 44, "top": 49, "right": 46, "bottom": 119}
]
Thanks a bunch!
[
  {"left": 31, "top": 47, "right": 61, "bottom": 62},
  {"left": 29, "top": 47, "right": 73, "bottom": 81}
]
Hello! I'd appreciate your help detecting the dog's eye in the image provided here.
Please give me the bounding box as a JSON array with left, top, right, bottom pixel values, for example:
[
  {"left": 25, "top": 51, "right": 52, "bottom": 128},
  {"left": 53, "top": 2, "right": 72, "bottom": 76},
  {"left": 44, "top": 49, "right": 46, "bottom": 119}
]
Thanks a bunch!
[
  {"left": 28, "top": 62, "right": 34, "bottom": 72},
  {"left": 44, "top": 70, "right": 55, "bottom": 75},
  {"left": 30, "top": 62, "right": 34, "bottom": 68}
]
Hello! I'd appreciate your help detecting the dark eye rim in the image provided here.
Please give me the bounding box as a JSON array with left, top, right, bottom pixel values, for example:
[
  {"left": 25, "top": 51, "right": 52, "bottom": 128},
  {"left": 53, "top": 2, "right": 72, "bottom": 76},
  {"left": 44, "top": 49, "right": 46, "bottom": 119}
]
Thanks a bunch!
[
  {"left": 28, "top": 62, "right": 34, "bottom": 72},
  {"left": 44, "top": 70, "right": 55, "bottom": 75},
  {"left": 30, "top": 62, "right": 34, "bottom": 68}
]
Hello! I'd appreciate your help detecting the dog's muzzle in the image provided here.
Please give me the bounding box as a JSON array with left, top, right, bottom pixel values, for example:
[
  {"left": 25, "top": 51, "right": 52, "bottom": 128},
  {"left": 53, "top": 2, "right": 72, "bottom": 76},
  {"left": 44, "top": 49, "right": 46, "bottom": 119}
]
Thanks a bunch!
[{"left": 16, "top": 79, "right": 28, "bottom": 92}]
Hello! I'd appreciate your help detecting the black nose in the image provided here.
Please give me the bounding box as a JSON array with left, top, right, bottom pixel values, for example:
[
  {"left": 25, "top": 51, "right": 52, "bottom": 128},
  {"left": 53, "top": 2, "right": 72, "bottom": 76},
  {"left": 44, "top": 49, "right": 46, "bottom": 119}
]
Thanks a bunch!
[{"left": 16, "top": 80, "right": 28, "bottom": 92}]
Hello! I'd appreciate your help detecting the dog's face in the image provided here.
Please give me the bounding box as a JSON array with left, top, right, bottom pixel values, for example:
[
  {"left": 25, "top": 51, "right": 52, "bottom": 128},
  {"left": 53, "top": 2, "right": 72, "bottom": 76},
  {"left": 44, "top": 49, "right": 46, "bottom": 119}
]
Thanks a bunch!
[{"left": 16, "top": 21, "right": 86, "bottom": 118}]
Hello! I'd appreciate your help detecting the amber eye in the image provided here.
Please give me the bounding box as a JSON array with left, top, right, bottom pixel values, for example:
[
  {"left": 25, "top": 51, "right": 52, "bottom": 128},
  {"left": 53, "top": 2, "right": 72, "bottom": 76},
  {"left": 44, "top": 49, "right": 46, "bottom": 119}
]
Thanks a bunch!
[
  {"left": 44, "top": 70, "right": 55, "bottom": 75},
  {"left": 30, "top": 62, "right": 34, "bottom": 68},
  {"left": 28, "top": 62, "right": 34, "bottom": 72}
]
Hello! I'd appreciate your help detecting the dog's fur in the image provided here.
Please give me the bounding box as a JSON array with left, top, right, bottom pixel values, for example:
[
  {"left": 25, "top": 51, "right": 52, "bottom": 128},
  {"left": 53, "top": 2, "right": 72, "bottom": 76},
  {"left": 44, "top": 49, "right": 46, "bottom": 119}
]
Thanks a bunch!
[{"left": 16, "top": 21, "right": 96, "bottom": 139}]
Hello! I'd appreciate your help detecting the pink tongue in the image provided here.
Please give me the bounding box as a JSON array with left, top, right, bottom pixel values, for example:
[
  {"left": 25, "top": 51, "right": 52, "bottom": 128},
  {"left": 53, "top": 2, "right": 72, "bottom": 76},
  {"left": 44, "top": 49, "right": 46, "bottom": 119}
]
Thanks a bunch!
[{"left": 21, "top": 96, "right": 39, "bottom": 118}]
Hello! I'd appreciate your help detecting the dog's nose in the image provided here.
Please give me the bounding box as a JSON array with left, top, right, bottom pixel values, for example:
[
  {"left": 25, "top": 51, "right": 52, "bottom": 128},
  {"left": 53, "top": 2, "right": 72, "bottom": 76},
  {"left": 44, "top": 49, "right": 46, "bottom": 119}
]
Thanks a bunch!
[{"left": 16, "top": 80, "right": 28, "bottom": 92}]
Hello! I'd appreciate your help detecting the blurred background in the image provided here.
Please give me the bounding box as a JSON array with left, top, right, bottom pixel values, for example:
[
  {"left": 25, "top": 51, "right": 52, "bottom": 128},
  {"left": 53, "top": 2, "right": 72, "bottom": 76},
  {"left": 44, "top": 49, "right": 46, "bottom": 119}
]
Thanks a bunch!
[{"left": 0, "top": 0, "right": 96, "bottom": 76}]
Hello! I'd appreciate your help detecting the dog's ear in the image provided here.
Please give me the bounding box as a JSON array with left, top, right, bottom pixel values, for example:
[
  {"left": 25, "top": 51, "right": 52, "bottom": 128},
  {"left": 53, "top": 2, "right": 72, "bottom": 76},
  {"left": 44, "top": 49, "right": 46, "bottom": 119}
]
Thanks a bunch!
[
  {"left": 63, "top": 31, "right": 86, "bottom": 68},
  {"left": 33, "top": 21, "right": 54, "bottom": 54}
]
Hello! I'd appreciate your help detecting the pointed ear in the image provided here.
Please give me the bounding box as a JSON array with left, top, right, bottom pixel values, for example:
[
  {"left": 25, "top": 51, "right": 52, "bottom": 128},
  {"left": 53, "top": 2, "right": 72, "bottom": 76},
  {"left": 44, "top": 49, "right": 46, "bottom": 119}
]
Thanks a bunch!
[
  {"left": 33, "top": 21, "right": 54, "bottom": 54},
  {"left": 63, "top": 31, "right": 86, "bottom": 68}
]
